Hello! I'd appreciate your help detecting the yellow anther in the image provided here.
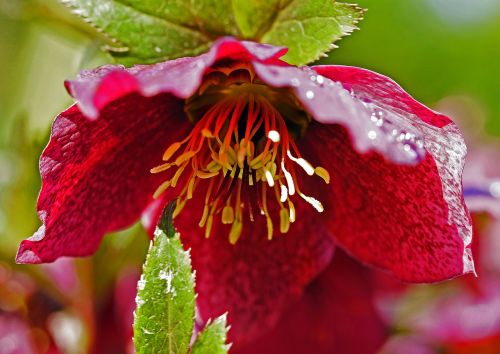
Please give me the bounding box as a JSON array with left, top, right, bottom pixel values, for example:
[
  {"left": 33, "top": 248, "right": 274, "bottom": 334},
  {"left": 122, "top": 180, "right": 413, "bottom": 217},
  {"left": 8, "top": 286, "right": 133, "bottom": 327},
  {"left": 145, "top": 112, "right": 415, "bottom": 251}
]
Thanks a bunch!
[
  {"left": 264, "top": 169, "right": 275, "bottom": 187},
  {"left": 288, "top": 200, "right": 296, "bottom": 223},
  {"left": 299, "top": 192, "right": 324, "bottom": 212},
  {"left": 199, "top": 204, "right": 209, "bottom": 227},
  {"left": 150, "top": 163, "right": 172, "bottom": 174},
  {"left": 196, "top": 170, "right": 220, "bottom": 179},
  {"left": 175, "top": 151, "right": 196, "bottom": 166},
  {"left": 237, "top": 146, "right": 246, "bottom": 167},
  {"left": 315, "top": 166, "right": 330, "bottom": 184},
  {"left": 162, "top": 142, "right": 182, "bottom": 161},
  {"left": 279, "top": 208, "right": 290, "bottom": 233},
  {"left": 222, "top": 206, "right": 234, "bottom": 224},
  {"left": 280, "top": 184, "right": 288, "bottom": 203},
  {"left": 281, "top": 160, "right": 295, "bottom": 195},
  {"left": 170, "top": 166, "right": 185, "bottom": 187},
  {"left": 249, "top": 157, "right": 264, "bottom": 169},
  {"left": 173, "top": 199, "right": 187, "bottom": 218},
  {"left": 287, "top": 150, "right": 315, "bottom": 175},
  {"left": 201, "top": 128, "right": 213, "bottom": 138},
  {"left": 153, "top": 180, "right": 171, "bottom": 199},
  {"left": 205, "top": 214, "right": 214, "bottom": 238},
  {"left": 246, "top": 140, "right": 254, "bottom": 157},
  {"left": 206, "top": 160, "right": 220, "bottom": 171},
  {"left": 229, "top": 219, "right": 243, "bottom": 244},
  {"left": 187, "top": 177, "right": 196, "bottom": 199},
  {"left": 266, "top": 216, "right": 274, "bottom": 240}
]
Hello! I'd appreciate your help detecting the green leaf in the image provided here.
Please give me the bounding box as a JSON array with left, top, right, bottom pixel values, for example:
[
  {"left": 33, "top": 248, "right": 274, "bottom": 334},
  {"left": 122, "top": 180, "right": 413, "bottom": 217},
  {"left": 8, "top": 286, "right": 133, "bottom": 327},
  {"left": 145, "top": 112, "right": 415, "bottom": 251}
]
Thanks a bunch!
[
  {"left": 191, "top": 314, "right": 231, "bottom": 354},
  {"left": 133, "top": 202, "right": 195, "bottom": 354},
  {"left": 62, "top": 0, "right": 239, "bottom": 65},
  {"left": 232, "top": 0, "right": 284, "bottom": 39},
  {"left": 261, "top": 1, "right": 365, "bottom": 65},
  {"left": 64, "top": 0, "right": 364, "bottom": 66}
]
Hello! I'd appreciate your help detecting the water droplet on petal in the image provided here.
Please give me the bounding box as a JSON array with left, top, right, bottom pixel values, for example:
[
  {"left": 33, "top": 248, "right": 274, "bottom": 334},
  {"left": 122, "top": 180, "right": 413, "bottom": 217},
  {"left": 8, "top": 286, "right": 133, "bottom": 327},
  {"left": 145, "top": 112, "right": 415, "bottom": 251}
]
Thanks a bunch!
[
  {"left": 490, "top": 181, "right": 500, "bottom": 198},
  {"left": 305, "top": 90, "right": 315, "bottom": 99},
  {"left": 291, "top": 78, "right": 300, "bottom": 87},
  {"left": 368, "top": 130, "right": 377, "bottom": 140},
  {"left": 316, "top": 75, "right": 324, "bottom": 84}
]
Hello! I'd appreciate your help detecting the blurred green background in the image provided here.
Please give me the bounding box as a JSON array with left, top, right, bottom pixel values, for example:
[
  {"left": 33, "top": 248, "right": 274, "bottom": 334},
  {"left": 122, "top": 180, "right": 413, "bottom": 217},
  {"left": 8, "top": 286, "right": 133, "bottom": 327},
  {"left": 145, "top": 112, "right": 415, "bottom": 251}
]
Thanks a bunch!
[{"left": 0, "top": 0, "right": 499, "bottom": 352}]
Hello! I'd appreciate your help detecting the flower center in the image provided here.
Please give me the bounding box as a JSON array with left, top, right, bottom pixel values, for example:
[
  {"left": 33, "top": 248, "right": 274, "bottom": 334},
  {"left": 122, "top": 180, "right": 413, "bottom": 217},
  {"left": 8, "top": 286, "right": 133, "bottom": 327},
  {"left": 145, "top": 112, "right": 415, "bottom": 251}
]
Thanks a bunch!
[{"left": 151, "top": 63, "right": 330, "bottom": 243}]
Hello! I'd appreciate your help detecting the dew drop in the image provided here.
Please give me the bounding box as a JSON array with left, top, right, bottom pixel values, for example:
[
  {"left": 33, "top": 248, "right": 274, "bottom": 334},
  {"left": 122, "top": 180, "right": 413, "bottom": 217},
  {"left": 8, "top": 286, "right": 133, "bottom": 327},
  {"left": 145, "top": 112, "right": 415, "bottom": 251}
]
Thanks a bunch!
[
  {"left": 291, "top": 78, "right": 300, "bottom": 87},
  {"left": 368, "top": 130, "right": 377, "bottom": 140},
  {"left": 316, "top": 75, "right": 325, "bottom": 84},
  {"left": 490, "top": 181, "right": 500, "bottom": 198},
  {"left": 305, "top": 90, "right": 315, "bottom": 99}
]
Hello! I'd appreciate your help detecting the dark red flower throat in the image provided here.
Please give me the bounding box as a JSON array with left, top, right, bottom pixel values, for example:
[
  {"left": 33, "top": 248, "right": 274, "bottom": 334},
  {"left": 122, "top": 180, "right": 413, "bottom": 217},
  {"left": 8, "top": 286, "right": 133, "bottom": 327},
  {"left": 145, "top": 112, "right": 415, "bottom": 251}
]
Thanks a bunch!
[{"left": 151, "top": 62, "right": 330, "bottom": 243}]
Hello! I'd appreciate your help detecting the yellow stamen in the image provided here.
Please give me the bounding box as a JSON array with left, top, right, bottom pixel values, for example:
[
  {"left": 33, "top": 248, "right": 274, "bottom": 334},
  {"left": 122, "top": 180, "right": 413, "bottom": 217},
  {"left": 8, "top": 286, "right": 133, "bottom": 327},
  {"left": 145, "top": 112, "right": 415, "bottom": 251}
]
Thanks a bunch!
[
  {"left": 280, "top": 208, "right": 290, "bottom": 233},
  {"left": 229, "top": 218, "right": 243, "bottom": 244},
  {"left": 299, "top": 192, "right": 324, "bottom": 212},
  {"left": 152, "top": 75, "right": 329, "bottom": 244},
  {"left": 280, "top": 184, "right": 288, "bottom": 203},
  {"left": 153, "top": 180, "right": 171, "bottom": 199},
  {"left": 222, "top": 205, "right": 234, "bottom": 224},
  {"left": 264, "top": 169, "right": 275, "bottom": 187},
  {"left": 287, "top": 150, "right": 315, "bottom": 176},
  {"left": 162, "top": 142, "right": 182, "bottom": 161},
  {"left": 315, "top": 166, "right": 331, "bottom": 184},
  {"left": 281, "top": 160, "right": 296, "bottom": 195}
]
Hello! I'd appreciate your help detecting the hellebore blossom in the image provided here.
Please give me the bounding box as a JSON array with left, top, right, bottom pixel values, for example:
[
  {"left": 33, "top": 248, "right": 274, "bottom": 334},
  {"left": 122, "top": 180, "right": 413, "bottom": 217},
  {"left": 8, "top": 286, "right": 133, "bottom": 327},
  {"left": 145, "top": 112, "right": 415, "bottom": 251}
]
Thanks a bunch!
[{"left": 17, "top": 38, "right": 474, "bottom": 345}]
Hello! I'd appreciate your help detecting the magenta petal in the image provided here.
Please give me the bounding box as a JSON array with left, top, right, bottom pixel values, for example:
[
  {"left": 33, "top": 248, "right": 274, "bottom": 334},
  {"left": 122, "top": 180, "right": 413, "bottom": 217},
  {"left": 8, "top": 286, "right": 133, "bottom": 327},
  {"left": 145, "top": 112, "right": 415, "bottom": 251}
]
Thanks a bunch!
[
  {"left": 16, "top": 94, "right": 191, "bottom": 264},
  {"left": 66, "top": 38, "right": 286, "bottom": 119},
  {"left": 174, "top": 191, "right": 335, "bottom": 345},
  {"left": 231, "top": 250, "right": 387, "bottom": 354},
  {"left": 303, "top": 123, "right": 473, "bottom": 282}
]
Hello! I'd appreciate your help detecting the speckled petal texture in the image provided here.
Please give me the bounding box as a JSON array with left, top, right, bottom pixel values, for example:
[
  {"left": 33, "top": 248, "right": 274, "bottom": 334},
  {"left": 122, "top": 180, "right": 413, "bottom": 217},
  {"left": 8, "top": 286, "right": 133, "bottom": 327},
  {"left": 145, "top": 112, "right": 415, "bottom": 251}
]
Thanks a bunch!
[
  {"left": 16, "top": 94, "right": 191, "bottom": 263},
  {"left": 231, "top": 250, "right": 387, "bottom": 354},
  {"left": 303, "top": 122, "right": 472, "bottom": 282},
  {"left": 174, "top": 181, "right": 335, "bottom": 345}
]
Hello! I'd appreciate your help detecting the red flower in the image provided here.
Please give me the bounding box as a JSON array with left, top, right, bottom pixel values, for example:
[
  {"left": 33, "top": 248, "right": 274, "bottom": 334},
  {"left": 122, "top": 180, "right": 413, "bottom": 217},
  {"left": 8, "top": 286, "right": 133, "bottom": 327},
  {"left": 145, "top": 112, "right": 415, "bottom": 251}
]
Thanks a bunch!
[{"left": 16, "top": 38, "right": 473, "bottom": 347}]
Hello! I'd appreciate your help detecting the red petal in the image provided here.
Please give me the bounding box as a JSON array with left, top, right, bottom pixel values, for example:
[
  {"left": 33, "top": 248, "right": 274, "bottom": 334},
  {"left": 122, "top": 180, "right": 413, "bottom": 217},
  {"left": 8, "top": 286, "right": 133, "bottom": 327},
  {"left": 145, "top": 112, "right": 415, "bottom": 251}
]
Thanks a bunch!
[
  {"left": 66, "top": 38, "right": 287, "bottom": 119},
  {"left": 303, "top": 123, "right": 473, "bottom": 282},
  {"left": 231, "top": 250, "right": 387, "bottom": 354},
  {"left": 174, "top": 190, "right": 335, "bottom": 345},
  {"left": 312, "top": 65, "right": 451, "bottom": 128},
  {"left": 16, "top": 94, "right": 190, "bottom": 264}
]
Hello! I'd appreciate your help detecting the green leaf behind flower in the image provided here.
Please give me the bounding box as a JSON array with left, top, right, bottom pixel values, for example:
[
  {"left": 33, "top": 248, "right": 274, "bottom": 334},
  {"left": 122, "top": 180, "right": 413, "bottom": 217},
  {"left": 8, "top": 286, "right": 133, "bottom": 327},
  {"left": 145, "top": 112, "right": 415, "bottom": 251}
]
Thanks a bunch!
[
  {"left": 133, "top": 204, "right": 195, "bottom": 354},
  {"left": 63, "top": 0, "right": 365, "bottom": 66},
  {"left": 260, "top": 1, "right": 365, "bottom": 65}
]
